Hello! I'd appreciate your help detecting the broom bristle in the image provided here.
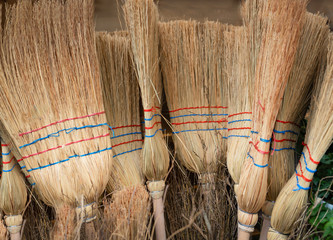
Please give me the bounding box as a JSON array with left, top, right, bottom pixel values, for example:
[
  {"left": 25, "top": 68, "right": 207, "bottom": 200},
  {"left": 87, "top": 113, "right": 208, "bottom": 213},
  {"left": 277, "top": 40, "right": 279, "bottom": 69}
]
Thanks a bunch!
[
  {"left": 224, "top": 25, "right": 253, "bottom": 187},
  {"left": 265, "top": 12, "right": 329, "bottom": 207},
  {"left": 159, "top": 20, "right": 227, "bottom": 175},
  {"left": 0, "top": 0, "right": 111, "bottom": 227},
  {"left": 269, "top": 33, "right": 333, "bottom": 239},
  {"left": 123, "top": 0, "right": 169, "bottom": 183},
  {"left": 237, "top": 0, "right": 307, "bottom": 231},
  {"left": 96, "top": 31, "right": 143, "bottom": 191}
]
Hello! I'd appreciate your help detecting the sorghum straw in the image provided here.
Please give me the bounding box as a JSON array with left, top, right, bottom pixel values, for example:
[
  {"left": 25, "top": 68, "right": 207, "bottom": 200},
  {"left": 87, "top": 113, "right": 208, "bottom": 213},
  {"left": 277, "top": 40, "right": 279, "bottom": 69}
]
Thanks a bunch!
[
  {"left": 123, "top": 1, "right": 169, "bottom": 239},
  {"left": 160, "top": 20, "right": 227, "bottom": 237},
  {"left": 0, "top": 142, "right": 27, "bottom": 240},
  {"left": 268, "top": 33, "right": 333, "bottom": 240},
  {"left": 0, "top": 0, "right": 111, "bottom": 238},
  {"left": 96, "top": 31, "right": 150, "bottom": 240},
  {"left": 236, "top": 0, "right": 306, "bottom": 239},
  {"left": 260, "top": 12, "right": 329, "bottom": 239}
]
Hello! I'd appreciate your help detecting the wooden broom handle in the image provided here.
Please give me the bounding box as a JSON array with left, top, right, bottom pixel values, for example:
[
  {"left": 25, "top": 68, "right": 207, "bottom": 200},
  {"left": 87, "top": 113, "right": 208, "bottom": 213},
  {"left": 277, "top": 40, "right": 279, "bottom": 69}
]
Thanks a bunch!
[
  {"left": 259, "top": 215, "right": 271, "bottom": 240},
  {"left": 153, "top": 197, "right": 166, "bottom": 240},
  {"left": 238, "top": 227, "right": 251, "bottom": 240}
]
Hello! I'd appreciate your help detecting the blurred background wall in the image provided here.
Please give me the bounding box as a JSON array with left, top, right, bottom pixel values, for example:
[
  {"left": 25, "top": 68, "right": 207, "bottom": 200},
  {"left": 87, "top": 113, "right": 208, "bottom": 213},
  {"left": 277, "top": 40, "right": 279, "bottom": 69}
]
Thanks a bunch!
[{"left": 95, "top": 0, "right": 333, "bottom": 32}]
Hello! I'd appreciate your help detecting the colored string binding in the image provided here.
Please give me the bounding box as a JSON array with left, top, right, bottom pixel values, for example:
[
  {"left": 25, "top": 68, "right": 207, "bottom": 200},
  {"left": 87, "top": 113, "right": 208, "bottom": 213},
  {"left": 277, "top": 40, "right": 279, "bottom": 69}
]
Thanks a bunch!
[
  {"left": 2, "top": 163, "right": 17, "bottom": 172},
  {"left": 2, "top": 156, "right": 15, "bottom": 164},
  {"left": 144, "top": 107, "right": 160, "bottom": 112},
  {"left": 228, "top": 112, "right": 252, "bottom": 118},
  {"left": 169, "top": 106, "right": 227, "bottom": 113},
  {"left": 2, "top": 150, "right": 11, "bottom": 156},
  {"left": 19, "top": 123, "right": 115, "bottom": 149},
  {"left": 19, "top": 111, "right": 105, "bottom": 136},
  {"left": 249, "top": 141, "right": 270, "bottom": 155},
  {"left": 247, "top": 152, "right": 268, "bottom": 168},
  {"left": 172, "top": 119, "right": 227, "bottom": 126},
  {"left": 273, "top": 129, "right": 298, "bottom": 136},
  {"left": 145, "top": 128, "right": 164, "bottom": 138},
  {"left": 276, "top": 119, "right": 300, "bottom": 128},
  {"left": 145, "top": 122, "right": 161, "bottom": 129},
  {"left": 172, "top": 128, "right": 227, "bottom": 134},
  {"left": 113, "top": 148, "right": 142, "bottom": 158},
  {"left": 302, "top": 142, "right": 319, "bottom": 164},
  {"left": 170, "top": 113, "right": 228, "bottom": 120},
  {"left": 228, "top": 119, "right": 252, "bottom": 124}
]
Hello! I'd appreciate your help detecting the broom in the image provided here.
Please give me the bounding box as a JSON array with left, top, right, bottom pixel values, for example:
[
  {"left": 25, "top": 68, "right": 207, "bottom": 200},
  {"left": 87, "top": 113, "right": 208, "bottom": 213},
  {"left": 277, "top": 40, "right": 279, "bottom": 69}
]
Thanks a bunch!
[
  {"left": 268, "top": 33, "right": 333, "bottom": 240},
  {"left": 160, "top": 20, "right": 227, "bottom": 237},
  {"left": 123, "top": 1, "right": 169, "bottom": 239},
  {"left": 236, "top": 0, "right": 306, "bottom": 239},
  {"left": 224, "top": 25, "right": 253, "bottom": 195},
  {"left": 0, "top": 0, "right": 111, "bottom": 238},
  {"left": 96, "top": 31, "right": 150, "bottom": 240},
  {"left": 0, "top": 142, "right": 27, "bottom": 240},
  {"left": 260, "top": 12, "right": 329, "bottom": 239}
]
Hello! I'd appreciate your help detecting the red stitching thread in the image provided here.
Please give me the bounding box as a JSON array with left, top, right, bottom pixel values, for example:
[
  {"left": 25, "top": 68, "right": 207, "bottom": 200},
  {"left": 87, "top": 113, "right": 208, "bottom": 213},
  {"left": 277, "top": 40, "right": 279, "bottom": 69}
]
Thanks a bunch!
[
  {"left": 302, "top": 142, "right": 319, "bottom": 164},
  {"left": 112, "top": 139, "right": 144, "bottom": 148},
  {"left": 276, "top": 120, "right": 300, "bottom": 128},
  {"left": 296, "top": 161, "right": 312, "bottom": 182},
  {"left": 228, "top": 127, "right": 251, "bottom": 131},
  {"left": 145, "top": 122, "right": 161, "bottom": 129},
  {"left": 2, "top": 156, "right": 15, "bottom": 164},
  {"left": 249, "top": 141, "right": 270, "bottom": 154},
  {"left": 144, "top": 107, "right": 161, "bottom": 112},
  {"left": 228, "top": 112, "right": 252, "bottom": 118},
  {"left": 274, "top": 139, "right": 296, "bottom": 143},
  {"left": 172, "top": 119, "right": 227, "bottom": 126},
  {"left": 19, "top": 111, "right": 105, "bottom": 136},
  {"left": 169, "top": 106, "right": 227, "bottom": 113},
  {"left": 1, "top": 144, "right": 9, "bottom": 147}
]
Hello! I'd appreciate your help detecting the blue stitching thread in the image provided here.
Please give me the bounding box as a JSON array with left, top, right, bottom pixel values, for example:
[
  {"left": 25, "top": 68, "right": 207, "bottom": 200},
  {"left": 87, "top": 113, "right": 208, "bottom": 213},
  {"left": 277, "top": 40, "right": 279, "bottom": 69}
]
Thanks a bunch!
[
  {"left": 172, "top": 128, "right": 228, "bottom": 134},
  {"left": 228, "top": 119, "right": 252, "bottom": 124},
  {"left": 170, "top": 113, "right": 228, "bottom": 120},
  {"left": 302, "top": 152, "right": 317, "bottom": 173},
  {"left": 144, "top": 114, "right": 161, "bottom": 121},
  {"left": 113, "top": 148, "right": 142, "bottom": 158},
  {"left": 19, "top": 123, "right": 115, "bottom": 149},
  {"left": 293, "top": 169, "right": 311, "bottom": 191},
  {"left": 247, "top": 152, "right": 268, "bottom": 168},
  {"left": 25, "top": 147, "right": 113, "bottom": 172},
  {"left": 260, "top": 137, "right": 271, "bottom": 143},
  {"left": 270, "top": 147, "right": 295, "bottom": 151},
  {"left": 238, "top": 221, "right": 255, "bottom": 228},
  {"left": 2, "top": 150, "right": 11, "bottom": 156},
  {"left": 31, "top": 183, "right": 36, "bottom": 186},
  {"left": 110, "top": 131, "right": 142, "bottom": 140},
  {"left": 273, "top": 129, "right": 298, "bottom": 135},
  {"left": 228, "top": 135, "right": 250, "bottom": 138},
  {"left": 251, "top": 131, "right": 259, "bottom": 134},
  {"left": 145, "top": 129, "right": 164, "bottom": 138},
  {"left": 2, "top": 163, "right": 17, "bottom": 172}
]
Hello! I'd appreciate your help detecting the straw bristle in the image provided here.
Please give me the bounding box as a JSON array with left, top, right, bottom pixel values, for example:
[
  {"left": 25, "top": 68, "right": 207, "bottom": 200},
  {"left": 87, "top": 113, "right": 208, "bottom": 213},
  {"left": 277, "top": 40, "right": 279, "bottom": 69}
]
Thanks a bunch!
[
  {"left": 266, "top": 12, "right": 329, "bottom": 204},
  {"left": 104, "top": 185, "right": 150, "bottom": 239},
  {"left": 96, "top": 31, "right": 143, "bottom": 191},
  {"left": 123, "top": 0, "right": 169, "bottom": 181},
  {"left": 159, "top": 20, "right": 226, "bottom": 175},
  {"left": 0, "top": 143, "right": 27, "bottom": 216},
  {"left": 237, "top": 0, "right": 307, "bottom": 229},
  {"left": 51, "top": 204, "right": 76, "bottom": 240},
  {"left": 224, "top": 26, "right": 253, "bottom": 186},
  {"left": 0, "top": 0, "right": 110, "bottom": 217},
  {"left": 269, "top": 34, "right": 333, "bottom": 239}
]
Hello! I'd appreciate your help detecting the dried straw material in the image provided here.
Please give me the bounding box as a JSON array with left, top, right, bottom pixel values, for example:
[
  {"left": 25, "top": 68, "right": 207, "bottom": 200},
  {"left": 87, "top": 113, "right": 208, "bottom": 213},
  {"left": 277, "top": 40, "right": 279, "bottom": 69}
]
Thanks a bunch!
[
  {"left": 263, "top": 12, "right": 329, "bottom": 215},
  {"left": 268, "top": 34, "right": 333, "bottom": 240},
  {"left": 123, "top": 1, "right": 169, "bottom": 238},
  {"left": 224, "top": 26, "right": 253, "bottom": 190},
  {"left": 96, "top": 31, "right": 150, "bottom": 239},
  {"left": 236, "top": 0, "right": 307, "bottom": 235},
  {"left": 0, "top": 142, "right": 27, "bottom": 240},
  {"left": 0, "top": 0, "right": 111, "bottom": 235},
  {"left": 160, "top": 20, "right": 226, "bottom": 176}
]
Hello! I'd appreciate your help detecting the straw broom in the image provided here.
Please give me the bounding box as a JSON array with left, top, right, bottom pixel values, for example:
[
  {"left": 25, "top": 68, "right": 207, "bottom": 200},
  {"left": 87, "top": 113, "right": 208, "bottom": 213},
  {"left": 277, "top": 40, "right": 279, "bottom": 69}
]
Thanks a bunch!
[
  {"left": 160, "top": 20, "right": 227, "bottom": 237},
  {"left": 0, "top": 0, "right": 111, "bottom": 238},
  {"left": 0, "top": 142, "right": 27, "bottom": 240},
  {"left": 224, "top": 25, "right": 253, "bottom": 194},
  {"left": 236, "top": 0, "right": 306, "bottom": 239},
  {"left": 96, "top": 31, "right": 150, "bottom": 240},
  {"left": 123, "top": 1, "right": 169, "bottom": 239},
  {"left": 259, "top": 12, "right": 329, "bottom": 239},
  {"left": 268, "top": 33, "right": 333, "bottom": 240}
]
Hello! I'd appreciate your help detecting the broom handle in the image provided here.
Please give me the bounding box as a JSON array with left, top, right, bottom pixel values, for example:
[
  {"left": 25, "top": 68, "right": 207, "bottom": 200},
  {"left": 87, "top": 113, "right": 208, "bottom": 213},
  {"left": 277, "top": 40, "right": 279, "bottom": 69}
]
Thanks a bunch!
[
  {"left": 238, "top": 228, "right": 251, "bottom": 240},
  {"left": 259, "top": 216, "right": 270, "bottom": 240},
  {"left": 10, "top": 232, "right": 21, "bottom": 240},
  {"left": 153, "top": 197, "right": 166, "bottom": 240}
]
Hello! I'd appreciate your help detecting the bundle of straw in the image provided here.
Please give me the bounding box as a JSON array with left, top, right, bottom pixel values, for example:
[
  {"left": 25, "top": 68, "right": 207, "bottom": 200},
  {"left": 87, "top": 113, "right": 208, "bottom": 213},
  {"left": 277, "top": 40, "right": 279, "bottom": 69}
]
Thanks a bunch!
[
  {"left": 0, "top": 142, "right": 27, "bottom": 240},
  {"left": 123, "top": 0, "right": 169, "bottom": 239},
  {"left": 96, "top": 31, "right": 150, "bottom": 239},
  {"left": 260, "top": 12, "right": 329, "bottom": 239},
  {"left": 160, "top": 20, "right": 227, "bottom": 237},
  {"left": 268, "top": 34, "right": 333, "bottom": 240},
  {"left": 0, "top": 0, "right": 111, "bottom": 238},
  {"left": 224, "top": 25, "right": 253, "bottom": 193},
  {"left": 236, "top": 0, "right": 306, "bottom": 238}
]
